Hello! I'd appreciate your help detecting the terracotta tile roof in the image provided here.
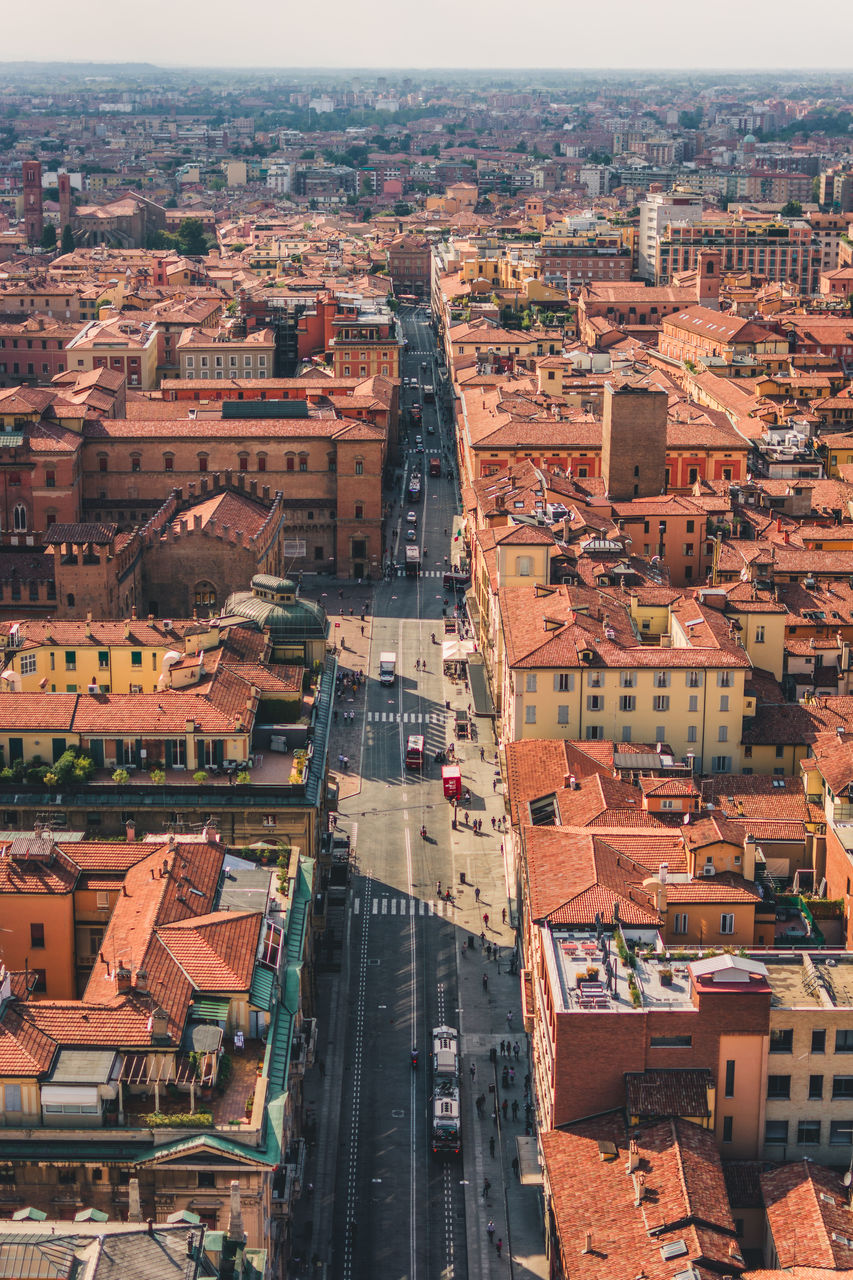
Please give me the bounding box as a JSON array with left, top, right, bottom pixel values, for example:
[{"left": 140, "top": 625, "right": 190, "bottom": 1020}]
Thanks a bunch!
[
  {"left": 807, "top": 730, "right": 853, "bottom": 797},
  {"left": 723, "top": 1161, "right": 765, "bottom": 1209},
  {"left": 0, "top": 1005, "right": 57, "bottom": 1076},
  {"left": 541, "top": 1114, "right": 741, "bottom": 1280},
  {"left": 624, "top": 1069, "right": 713, "bottom": 1119},
  {"left": 0, "top": 692, "right": 78, "bottom": 731},
  {"left": 0, "top": 842, "right": 79, "bottom": 895},
  {"left": 524, "top": 828, "right": 659, "bottom": 926},
  {"left": 56, "top": 840, "right": 154, "bottom": 872},
  {"left": 70, "top": 685, "right": 249, "bottom": 734},
  {"left": 761, "top": 1161, "right": 853, "bottom": 1271},
  {"left": 157, "top": 911, "right": 262, "bottom": 991},
  {"left": 505, "top": 738, "right": 612, "bottom": 826},
  {"left": 682, "top": 812, "right": 746, "bottom": 851},
  {"left": 665, "top": 873, "right": 761, "bottom": 904},
  {"left": 167, "top": 489, "right": 271, "bottom": 540},
  {"left": 20, "top": 998, "right": 155, "bottom": 1048}
]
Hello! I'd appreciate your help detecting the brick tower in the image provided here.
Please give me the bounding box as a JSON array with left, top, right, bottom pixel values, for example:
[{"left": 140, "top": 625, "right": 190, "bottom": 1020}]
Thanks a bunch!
[
  {"left": 22, "top": 160, "right": 43, "bottom": 246},
  {"left": 58, "top": 171, "right": 72, "bottom": 236},
  {"left": 602, "top": 380, "right": 668, "bottom": 500}
]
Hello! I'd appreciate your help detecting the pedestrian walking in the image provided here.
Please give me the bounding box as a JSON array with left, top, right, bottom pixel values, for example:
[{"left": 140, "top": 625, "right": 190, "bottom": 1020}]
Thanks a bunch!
[
  {"left": 482, "top": 1179, "right": 491, "bottom": 1199},
  {"left": 506, "top": 1010, "right": 513, "bottom": 1029},
  {"left": 361, "top": 625, "right": 364, "bottom": 637},
  {"left": 496, "top": 1239, "right": 503, "bottom": 1258},
  {"left": 509, "top": 1067, "right": 515, "bottom": 1086},
  {"left": 502, "top": 1065, "right": 509, "bottom": 1088},
  {"left": 486, "top": 1220, "right": 495, "bottom": 1243},
  {"left": 470, "top": 1062, "right": 476, "bottom": 1082},
  {"left": 491, "top": 816, "right": 496, "bottom": 830},
  {"left": 483, "top": 912, "right": 489, "bottom": 929},
  {"left": 502, "top": 907, "right": 507, "bottom": 925},
  {"left": 500, "top": 1039, "right": 506, "bottom": 1056},
  {"left": 515, "top": 1042, "right": 521, "bottom": 1061},
  {"left": 493, "top": 777, "right": 497, "bottom": 791},
  {"left": 486, "top": 942, "right": 493, "bottom": 959},
  {"left": 480, "top": 746, "right": 485, "bottom": 761},
  {"left": 343, "top": 756, "right": 349, "bottom": 771},
  {"left": 524, "top": 1071, "right": 530, "bottom": 1090},
  {"left": 482, "top": 973, "right": 488, "bottom": 992},
  {"left": 474, "top": 886, "right": 480, "bottom": 903},
  {"left": 501, "top": 1098, "right": 508, "bottom": 1120},
  {"left": 512, "top": 1099, "right": 519, "bottom": 1121},
  {"left": 464, "top": 811, "right": 469, "bottom": 826},
  {"left": 338, "top": 753, "right": 344, "bottom": 768},
  {"left": 512, "top": 1155, "right": 520, "bottom": 1179},
  {"left": 489, "top": 1134, "right": 496, "bottom": 1157}
]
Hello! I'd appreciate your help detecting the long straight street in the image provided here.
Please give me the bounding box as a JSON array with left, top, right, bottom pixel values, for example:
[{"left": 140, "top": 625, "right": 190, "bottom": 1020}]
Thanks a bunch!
[{"left": 293, "top": 307, "right": 547, "bottom": 1280}]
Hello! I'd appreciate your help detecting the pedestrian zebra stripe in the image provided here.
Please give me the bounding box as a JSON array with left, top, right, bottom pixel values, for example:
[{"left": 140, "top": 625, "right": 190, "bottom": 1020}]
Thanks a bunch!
[
  {"left": 365, "top": 711, "right": 447, "bottom": 724},
  {"left": 352, "top": 897, "right": 462, "bottom": 917}
]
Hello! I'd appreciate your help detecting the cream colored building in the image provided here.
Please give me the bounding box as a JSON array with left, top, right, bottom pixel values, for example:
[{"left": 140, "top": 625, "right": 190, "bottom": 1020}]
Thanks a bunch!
[
  {"left": 497, "top": 584, "right": 751, "bottom": 773},
  {"left": 178, "top": 325, "right": 275, "bottom": 379}
]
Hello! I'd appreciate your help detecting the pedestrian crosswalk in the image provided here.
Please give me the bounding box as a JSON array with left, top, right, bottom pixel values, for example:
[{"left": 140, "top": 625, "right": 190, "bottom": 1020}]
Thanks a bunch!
[
  {"left": 366, "top": 711, "right": 446, "bottom": 725},
  {"left": 353, "top": 897, "right": 457, "bottom": 917},
  {"left": 393, "top": 567, "right": 446, "bottom": 578}
]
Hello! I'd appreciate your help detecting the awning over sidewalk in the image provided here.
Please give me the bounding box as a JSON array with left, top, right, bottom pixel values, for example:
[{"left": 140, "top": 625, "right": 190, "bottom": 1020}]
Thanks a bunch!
[
  {"left": 442, "top": 638, "right": 474, "bottom": 662},
  {"left": 468, "top": 656, "right": 495, "bottom": 717},
  {"left": 515, "top": 1134, "right": 543, "bottom": 1187}
]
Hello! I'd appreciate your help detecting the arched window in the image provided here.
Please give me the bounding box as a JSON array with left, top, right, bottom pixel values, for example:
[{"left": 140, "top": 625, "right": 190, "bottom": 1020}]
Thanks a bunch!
[
  {"left": 257, "top": 453, "right": 267, "bottom": 473},
  {"left": 286, "top": 453, "right": 296, "bottom": 472},
  {"left": 13, "top": 504, "right": 26, "bottom": 532},
  {"left": 299, "top": 453, "right": 308, "bottom": 472},
  {"left": 164, "top": 453, "right": 174, "bottom": 472},
  {"left": 194, "top": 582, "right": 217, "bottom": 609},
  {"left": 66, "top": 592, "right": 75, "bottom": 608},
  {"left": 198, "top": 453, "right": 208, "bottom": 473}
]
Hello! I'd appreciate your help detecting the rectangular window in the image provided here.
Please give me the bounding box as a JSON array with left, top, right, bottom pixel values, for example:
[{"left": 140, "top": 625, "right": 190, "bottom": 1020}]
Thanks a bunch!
[
  {"left": 770, "top": 1028, "right": 794, "bottom": 1054},
  {"left": 20, "top": 653, "right": 36, "bottom": 675},
  {"left": 64, "top": 651, "right": 76, "bottom": 671},
  {"left": 717, "top": 671, "right": 734, "bottom": 687},
  {"left": 587, "top": 695, "right": 603, "bottom": 711},
  {"left": 672, "top": 912, "right": 688, "bottom": 934},
  {"left": 718, "top": 726, "right": 728, "bottom": 743},
  {"left": 719, "top": 695, "right": 729, "bottom": 712},
  {"left": 720, "top": 912, "right": 734, "bottom": 935},
  {"left": 526, "top": 673, "right": 537, "bottom": 693},
  {"left": 722, "top": 1116, "right": 733, "bottom": 1143},
  {"left": 809, "top": 1074, "right": 824, "bottom": 1100},
  {"left": 764, "top": 1120, "right": 788, "bottom": 1145},
  {"left": 830, "top": 1120, "right": 853, "bottom": 1146},
  {"left": 767, "top": 1075, "right": 791, "bottom": 1099},
  {"left": 619, "top": 695, "right": 636, "bottom": 712},
  {"left": 4, "top": 1083, "right": 21, "bottom": 1112},
  {"left": 557, "top": 705, "right": 569, "bottom": 725},
  {"left": 585, "top": 725, "right": 603, "bottom": 741},
  {"left": 837, "top": 1029, "right": 853, "bottom": 1053},
  {"left": 653, "top": 695, "right": 669, "bottom": 712},
  {"left": 724, "top": 1059, "right": 735, "bottom": 1098},
  {"left": 525, "top": 705, "right": 536, "bottom": 725},
  {"left": 833, "top": 1076, "right": 853, "bottom": 1099},
  {"left": 812, "top": 1030, "right": 826, "bottom": 1054},
  {"left": 649, "top": 1035, "right": 691, "bottom": 1048},
  {"left": 30, "top": 922, "right": 45, "bottom": 948},
  {"left": 131, "top": 652, "right": 142, "bottom": 668},
  {"left": 555, "top": 673, "right": 573, "bottom": 692},
  {"left": 797, "top": 1119, "right": 821, "bottom": 1145},
  {"left": 620, "top": 672, "right": 635, "bottom": 688},
  {"left": 755, "top": 626, "right": 765, "bottom": 643},
  {"left": 711, "top": 756, "right": 731, "bottom": 773},
  {"left": 687, "top": 725, "right": 697, "bottom": 743},
  {"left": 98, "top": 651, "right": 109, "bottom": 669}
]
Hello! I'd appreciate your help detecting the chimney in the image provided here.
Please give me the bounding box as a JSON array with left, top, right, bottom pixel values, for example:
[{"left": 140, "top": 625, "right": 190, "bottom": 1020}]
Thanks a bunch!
[
  {"left": 582, "top": 1231, "right": 593, "bottom": 1254},
  {"left": 115, "top": 964, "right": 132, "bottom": 995},
  {"left": 134, "top": 969, "right": 148, "bottom": 993},
  {"left": 125, "top": 819, "right": 136, "bottom": 841},
  {"left": 150, "top": 1007, "right": 168, "bottom": 1040},
  {"left": 127, "top": 1178, "right": 142, "bottom": 1223},
  {"left": 227, "top": 1180, "right": 246, "bottom": 1244},
  {"left": 659, "top": 862, "right": 668, "bottom": 884}
]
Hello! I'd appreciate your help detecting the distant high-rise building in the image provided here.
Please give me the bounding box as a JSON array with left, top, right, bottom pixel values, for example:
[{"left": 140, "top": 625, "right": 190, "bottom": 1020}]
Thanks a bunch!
[{"left": 22, "top": 159, "right": 43, "bottom": 246}]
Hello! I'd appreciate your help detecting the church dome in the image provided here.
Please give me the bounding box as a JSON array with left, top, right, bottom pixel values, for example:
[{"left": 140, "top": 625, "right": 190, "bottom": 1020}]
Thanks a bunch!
[{"left": 224, "top": 575, "right": 327, "bottom": 643}]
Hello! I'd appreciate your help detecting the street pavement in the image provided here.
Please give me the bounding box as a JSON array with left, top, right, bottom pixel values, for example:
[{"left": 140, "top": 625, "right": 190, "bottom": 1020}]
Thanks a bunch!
[{"left": 289, "top": 306, "right": 547, "bottom": 1280}]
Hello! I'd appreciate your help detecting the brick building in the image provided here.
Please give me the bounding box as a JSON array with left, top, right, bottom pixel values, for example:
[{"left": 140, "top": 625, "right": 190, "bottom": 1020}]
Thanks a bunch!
[
  {"left": 0, "top": 317, "right": 80, "bottom": 387},
  {"left": 387, "top": 234, "right": 432, "bottom": 298}
]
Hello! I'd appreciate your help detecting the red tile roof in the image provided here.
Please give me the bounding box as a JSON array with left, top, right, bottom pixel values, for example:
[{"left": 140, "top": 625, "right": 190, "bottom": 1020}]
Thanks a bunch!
[
  {"left": 524, "top": 829, "right": 659, "bottom": 926},
  {"left": 0, "top": 1005, "right": 57, "bottom": 1076},
  {"left": 541, "top": 1115, "right": 741, "bottom": 1280},
  {"left": 157, "top": 911, "right": 262, "bottom": 992},
  {"left": 761, "top": 1161, "right": 853, "bottom": 1271}
]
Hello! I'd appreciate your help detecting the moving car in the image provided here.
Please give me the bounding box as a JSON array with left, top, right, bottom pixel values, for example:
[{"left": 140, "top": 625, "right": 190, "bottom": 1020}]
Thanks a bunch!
[
  {"left": 406, "top": 510, "right": 417, "bottom": 523},
  {"left": 406, "top": 526, "right": 418, "bottom": 542}
]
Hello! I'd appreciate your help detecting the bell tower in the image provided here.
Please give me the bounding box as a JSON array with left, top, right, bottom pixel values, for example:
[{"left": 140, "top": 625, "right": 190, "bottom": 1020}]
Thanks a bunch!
[{"left": 22, "top": 160, "right": 43, "bottom": 246}]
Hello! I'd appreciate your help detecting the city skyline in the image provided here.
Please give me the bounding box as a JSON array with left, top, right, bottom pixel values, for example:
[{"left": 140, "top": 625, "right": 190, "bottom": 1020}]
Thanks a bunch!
[{"left": 4, "top": 0, "right": 853, "bottom": 71}]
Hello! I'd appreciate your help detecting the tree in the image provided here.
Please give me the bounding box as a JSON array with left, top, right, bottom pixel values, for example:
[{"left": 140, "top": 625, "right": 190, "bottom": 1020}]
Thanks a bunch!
[
  {"left": 177, "top": 217, "right": 207, "bottom": 256},
  {"left": 39, "top": 224, "right": 56, "bottom": 251},
  {"left": 780, "top": 199, "right": 803, "bottom": 218},
  {"left": 60, "top": 224, "right": 74, "bottom": 255},
  {"left": 393, "top": 202, "right": 412, "bottom": 216}
]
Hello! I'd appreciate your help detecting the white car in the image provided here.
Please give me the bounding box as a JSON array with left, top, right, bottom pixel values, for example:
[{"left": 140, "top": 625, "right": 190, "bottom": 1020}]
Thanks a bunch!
[{"left": 407, "top": 510, "right": 417, "bottom": 523}]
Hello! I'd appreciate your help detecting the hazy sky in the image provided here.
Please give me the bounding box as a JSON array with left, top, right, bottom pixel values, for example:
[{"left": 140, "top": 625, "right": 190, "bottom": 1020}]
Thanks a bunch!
[{"left": 5, "top": 0, "right": 853, "bottom": 70}]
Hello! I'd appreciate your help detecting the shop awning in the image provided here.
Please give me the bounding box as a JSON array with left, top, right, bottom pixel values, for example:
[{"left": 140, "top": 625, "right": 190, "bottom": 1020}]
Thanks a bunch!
[
  {"left": 468, "top": 656, "right": 495, "bottom": 717},
  {"left": 442, "top": 638, "right": 474, "bottom": 663}
]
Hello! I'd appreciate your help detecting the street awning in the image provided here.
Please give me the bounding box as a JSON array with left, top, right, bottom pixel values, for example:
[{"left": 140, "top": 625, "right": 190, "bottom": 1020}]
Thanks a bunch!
[
  {"left": 515, "top": 1134, "right": 543, "bottom": 1186},
  {"left": 442, "top": 638, "right": 474, "bottom": 662},
  {"left": 468, "top": 656, "right": 495, "bottom": 717}
]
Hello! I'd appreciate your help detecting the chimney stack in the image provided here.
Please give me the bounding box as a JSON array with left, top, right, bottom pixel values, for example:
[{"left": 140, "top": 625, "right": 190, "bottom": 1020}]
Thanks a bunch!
[
  {"left": 125, "top": 819, "right": 136, "bottom": 841},
  {"left": 582, "top": 1231, "right": 593, "bottom": 1254},
  {"left": 127, "top": 1178, "right": 142, "bottom": 1222},
  {"left": 115, "top": 964, "right": 132, "bottom": 995}
]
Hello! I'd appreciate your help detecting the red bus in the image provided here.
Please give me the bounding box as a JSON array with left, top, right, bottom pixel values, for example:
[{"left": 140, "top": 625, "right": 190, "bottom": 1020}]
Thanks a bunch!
[{"left": 405, "top": 735, "right": 424, "bottom": 770}]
